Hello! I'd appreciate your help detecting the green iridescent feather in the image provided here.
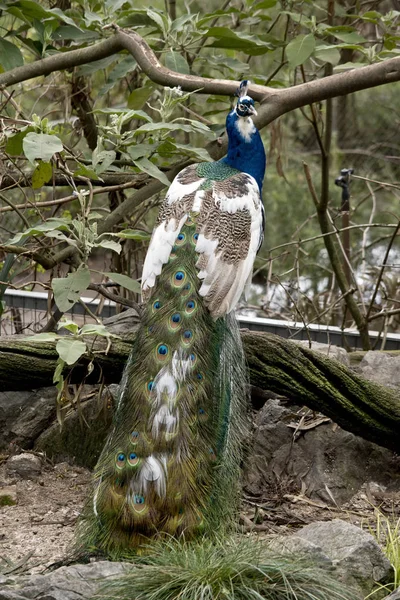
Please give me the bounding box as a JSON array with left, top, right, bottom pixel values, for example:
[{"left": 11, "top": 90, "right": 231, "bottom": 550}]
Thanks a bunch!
[{"left": 76, "top": 214, "right": 248, "bottom": 557}]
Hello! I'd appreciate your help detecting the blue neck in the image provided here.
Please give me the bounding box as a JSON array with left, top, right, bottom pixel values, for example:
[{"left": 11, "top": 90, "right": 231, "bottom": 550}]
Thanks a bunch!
[{"left": 221, "top": 110, "right": 266, "bottom": 192}]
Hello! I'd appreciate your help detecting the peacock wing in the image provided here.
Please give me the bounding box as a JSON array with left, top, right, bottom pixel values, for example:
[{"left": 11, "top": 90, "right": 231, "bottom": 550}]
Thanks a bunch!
[
  {"left": 195, "top": 171, "right": 263, "bottom": 319},
  {"left": 141, "top": 164, "right": 263, "bottom": 319}
]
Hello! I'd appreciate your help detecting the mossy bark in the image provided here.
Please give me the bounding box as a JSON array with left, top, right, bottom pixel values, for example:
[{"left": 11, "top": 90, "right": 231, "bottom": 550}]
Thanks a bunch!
[{"left": 1, "top": 331, "right": 400, "bottom": 452}]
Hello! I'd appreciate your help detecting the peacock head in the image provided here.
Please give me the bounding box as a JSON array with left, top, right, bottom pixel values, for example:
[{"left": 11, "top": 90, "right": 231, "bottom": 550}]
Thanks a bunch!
[{"left": 235, "top": 80, "right": 257, "bottom": 118}]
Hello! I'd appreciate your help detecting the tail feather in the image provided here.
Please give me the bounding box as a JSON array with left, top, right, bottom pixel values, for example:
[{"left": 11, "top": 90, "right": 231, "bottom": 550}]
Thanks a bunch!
[{"left": 77, "top": 218, "right": 248, "bottom": 555}]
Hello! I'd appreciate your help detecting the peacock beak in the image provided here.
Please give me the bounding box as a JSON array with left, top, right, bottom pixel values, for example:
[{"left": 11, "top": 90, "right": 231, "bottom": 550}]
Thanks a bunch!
[{"left": 249, "top": 106, "right": 257, "bottom": 116}]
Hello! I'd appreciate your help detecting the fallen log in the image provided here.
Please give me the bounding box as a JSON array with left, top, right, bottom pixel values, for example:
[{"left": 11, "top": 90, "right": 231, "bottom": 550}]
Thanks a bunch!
[{"left": 0, "top": 330, "right": 399, "bottom": 452}]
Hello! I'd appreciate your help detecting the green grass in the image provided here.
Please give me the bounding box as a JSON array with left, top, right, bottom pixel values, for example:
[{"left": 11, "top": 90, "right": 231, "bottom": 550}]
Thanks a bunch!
[
  {"left": 98, "top": 536, "right": 353, "bottom": 600},
  {"left": 0, "top": 495, "right": 16, "bottom": 507},
  {"left": 366, "top": 508, "right": 400, "bottom": 597}
]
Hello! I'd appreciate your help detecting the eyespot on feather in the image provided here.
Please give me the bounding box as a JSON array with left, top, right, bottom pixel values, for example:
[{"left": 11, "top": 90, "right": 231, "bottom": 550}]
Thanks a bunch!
[
  {"left": 152, "top": 300, "right": 161, "bottom": 312},
  {"left": 181, "top": 283, "right": 191, "bottom": 298},
  {"left": 175, "top": 232, "right": 186, "bottom": 246},
  {"left": 182, "top": 329, "right": 193, "bottom": 345},
  {"left": 128, "top": 452, "right": 140, "bottom": 467},
  {"left": 185, "top": 299, "right": 196, "bottom": 315},
  {"left": 116, "top": 452, "right": 126, "bottom": 469},
  {"left": 156, "top": 343, "right": 169, "bottom": 361},
  {"left": 172, "top": 270, "right": 186, "bottom": 288},
  {"left": 130, "top": 431, "right": 140, "bottom": 444},
  {"left": 169, "top": 312, "right": 182, "bottom": 331}
]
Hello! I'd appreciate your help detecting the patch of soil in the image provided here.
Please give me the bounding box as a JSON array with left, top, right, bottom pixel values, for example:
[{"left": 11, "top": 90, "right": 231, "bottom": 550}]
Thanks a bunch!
[{"left": 0, "top": 461, "right": 91, "bottom": 574}]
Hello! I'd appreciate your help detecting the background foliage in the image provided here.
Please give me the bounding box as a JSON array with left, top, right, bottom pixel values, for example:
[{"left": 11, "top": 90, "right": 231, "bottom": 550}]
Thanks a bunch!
[{"left": 0, "top": 0, "right": 399, "bottom": 348}]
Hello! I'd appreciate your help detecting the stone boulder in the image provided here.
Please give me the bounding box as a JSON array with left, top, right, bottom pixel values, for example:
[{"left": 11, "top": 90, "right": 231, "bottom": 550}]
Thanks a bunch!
[
  {"left": 6, "top": 454, "right": 42, "bottom": 480},
  {"left": 357, "top": 352, "right": 400, "bottom": 389},
  {"left": 0, "top": 388, "right": 57, "bottom": 449},
  {"left": 293, "top": 519, "right": 392, "bottom": 598},
  {"left": 244, "top": 397, "right": 400, "bottom": 505},
  {"left": 0, "top": 561, "right": 129, "bottom": 600}
]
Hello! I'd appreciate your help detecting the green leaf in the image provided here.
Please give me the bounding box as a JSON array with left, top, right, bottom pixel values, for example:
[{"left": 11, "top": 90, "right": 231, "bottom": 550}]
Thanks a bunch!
[
  {"left": 333, "top": 62, "right": 366, "bottom": 72},
  {"left": 314, "top": 45, "right": 341, "bottom": 66},
  {"left": 127, "top": 86, "right": 155, "bottom": 109},
  {"left": 132, "top": 157, "right": 170, "bottom": 186},
  {"left": 102, "top": 272, "right": 141, "bottom": 294},
  {"left": 5, "top": 127, "right": 34, "bottom": 155},
  {"left": 52, "top": 267, "right": 91, "bottom": 312},
  {"left": 32, "top": 161, "right": 53, "bottom": 189},
  {"left": 74, "top": 164, "right": 100, "bottom": 181},
  {"left": 8, "top": 218, "right": 70, "bottom": 244},
  {"left": 205, "top": 27, "right": 273, "bottom": 54},
  {"left": 286, "top": 33, "right": 316, "bottom": 68},
  {"left": 254, "top": 0, "right": 277, "bottom": 7},
  {"left": 157, "top": 140, "right": 212, "bottom": 162},
  {"left": 0, "top": 39, "right": 24, "bottom": 71},
  {"left": 53, "top": 359, "right": 65, "bottom": 384},
  {"left": 23, "top": 132, "right": 63, "bottom": 164},
  {"left": 77, "top": 56, "right": 117, "bottom": 76},
  {"left": 24, "top": 332, "right": 58, "bottom": 342},
  {"left": 48, "top": 6, "right": 80, "bottom": 28},
  {"left": 99, "top": 56, "right": 138, "bottom": 95},
  {"left": 58, "top": 318, "right": 79, "bottom": 334},
  {"left": 80, "top": 323, "right": 111, "bottom": 336},
  {"left": 92, "top": 149, "right": 116, "bottom": 174},
  {"left": 53, "top": 25, "right": 99, "bottom": 41},
  {"left": 16, "top": 0, "right": 52, "bottom": 20},
  {"left": 92, "top": 108, "right": 151, "bottom": 122},
  {"left": 126, "top": 144, "right": 155, "bottom": 160},
  {"left": 135, "top": 121, "right": 212, "bottom": 137},
  {"left": 164, "top": 51, "right": 190, "bottom": 75},
  {"left": 118, "top": 229, "right": 151, "bottom": 241},
  {"left": 56, "top": 338, "right": 87, "bottom": 365},
  {"left": 146, "top": 8, "right": 165, "bottom": 31},
  {"left": 327, "top": 29, "right": 366, "bottom": 44},
  {"left": 97, "top": 239, "right": 122, "bottom": 253}
]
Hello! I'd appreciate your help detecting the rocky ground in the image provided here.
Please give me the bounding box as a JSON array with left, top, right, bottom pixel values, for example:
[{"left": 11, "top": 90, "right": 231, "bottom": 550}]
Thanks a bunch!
[{"left": 0, "top": 453, "right": 399, "bottom": 577}]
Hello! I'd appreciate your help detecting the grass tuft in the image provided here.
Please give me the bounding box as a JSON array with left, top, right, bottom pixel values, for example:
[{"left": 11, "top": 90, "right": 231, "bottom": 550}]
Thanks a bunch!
[{"left": 98, "top": 536, "right": 353, "bottom": 600}]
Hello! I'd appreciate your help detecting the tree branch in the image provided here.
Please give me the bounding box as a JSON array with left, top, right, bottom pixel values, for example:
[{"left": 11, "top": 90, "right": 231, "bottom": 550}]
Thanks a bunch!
[{"left": 1, "top": 29, "right": 400, "bottom": 134}]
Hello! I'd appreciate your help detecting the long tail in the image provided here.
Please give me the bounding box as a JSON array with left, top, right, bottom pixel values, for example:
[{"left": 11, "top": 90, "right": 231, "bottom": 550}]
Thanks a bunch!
[{"left": 77, "top": 219, "right": 248, "bottom": 555}]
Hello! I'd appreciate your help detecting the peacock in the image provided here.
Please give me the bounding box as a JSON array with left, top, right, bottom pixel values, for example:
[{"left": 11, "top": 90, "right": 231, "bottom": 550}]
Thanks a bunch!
[{"left": 79, "top": 80, "right": 266, "bottom": 554}]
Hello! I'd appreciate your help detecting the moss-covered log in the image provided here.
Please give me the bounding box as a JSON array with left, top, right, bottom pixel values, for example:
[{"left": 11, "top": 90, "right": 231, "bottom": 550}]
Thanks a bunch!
[{"left": 0, "top": 331, "right": 399, "bottom": 453}]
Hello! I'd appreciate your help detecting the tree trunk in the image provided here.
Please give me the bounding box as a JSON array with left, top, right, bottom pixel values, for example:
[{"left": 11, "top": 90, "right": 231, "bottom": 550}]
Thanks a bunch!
[{"left": 0, "top": 331, "right": 399, "bottom": 453}]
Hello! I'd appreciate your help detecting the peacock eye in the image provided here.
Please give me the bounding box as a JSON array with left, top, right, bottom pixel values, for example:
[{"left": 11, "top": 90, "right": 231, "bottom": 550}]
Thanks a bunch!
[
  {"left": 147, "top": 380, "right": 154, "bottom": 391},
  {"left": 153, "top": 300, "right": 161, "bottom": 311},
  {"left": 176, "top": 233, "right": 186, "bottom": 246},
  {"left": 116, "top": 453, "right": 126, "bottom": 468},
  {"left": 185, "top": 300, "right": 196, "bottom": 314},
  {"left": 156, "top": 344, "right": 169, "bottom": 361}
]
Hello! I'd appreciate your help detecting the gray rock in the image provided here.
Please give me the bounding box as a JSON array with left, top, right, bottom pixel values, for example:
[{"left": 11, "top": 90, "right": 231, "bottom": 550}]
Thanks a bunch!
[
  {"left": 103, "top": 308, "right": 140, "bottom": 335},
  {"left": 384, "top": 587, "right": 400, "bottom": 599},
  {"left": 6, "top": 454, "right": 42, "bottom": 480},
  {"left": 10, "top": 389, "right": 57, "bottom": 447},
  {"left": 0, "top": 388, "right": 57, "bottom": 449},
  {"left": 294, "top": 519, "right": 392, "bottom": 597},
  {"left": 244, "top": 397, "right": 400, "bottom": 505},
  {"left": 0, "top": 561, "right": 130, "bottom": 600},
  {"left": 294, "top": 340, "right": 350, "bottom": 366},
  {"left": 358, "top": 352, "right": 400, "bottom": 389}
]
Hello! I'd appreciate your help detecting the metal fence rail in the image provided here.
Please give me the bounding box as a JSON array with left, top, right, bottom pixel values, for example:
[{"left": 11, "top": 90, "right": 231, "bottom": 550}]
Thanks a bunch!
[{"left": 1, "top": 289, "right": 400, "bottom": 350}]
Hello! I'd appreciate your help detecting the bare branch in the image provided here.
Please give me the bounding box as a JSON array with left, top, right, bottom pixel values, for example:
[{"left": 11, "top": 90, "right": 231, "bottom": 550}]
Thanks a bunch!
[{"left": 1, "top": 29, "right": 400, "bottom": 134}]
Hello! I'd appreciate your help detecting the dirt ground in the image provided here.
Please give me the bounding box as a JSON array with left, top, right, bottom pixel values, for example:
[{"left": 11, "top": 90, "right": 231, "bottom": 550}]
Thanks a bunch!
[{"left": 0, "top": 458, "right": 399, "bottom": 576}]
